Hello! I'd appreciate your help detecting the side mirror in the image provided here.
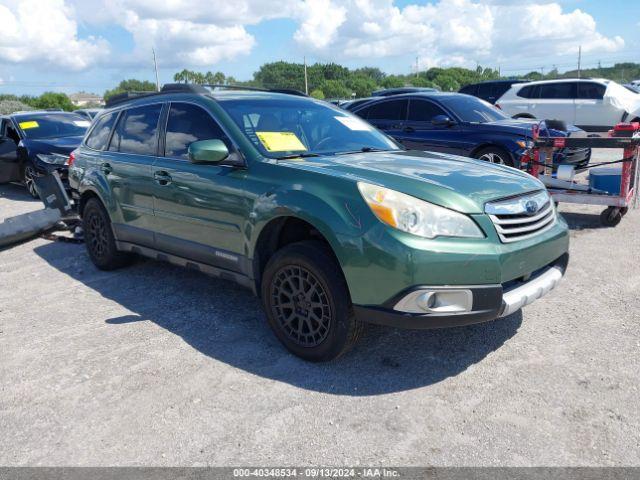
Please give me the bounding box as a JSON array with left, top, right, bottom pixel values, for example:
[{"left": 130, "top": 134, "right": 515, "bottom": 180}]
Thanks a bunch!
[
  {"left": 188, "top": 139, "right": 229, "bottom": 164},
  {"left": 432, "top": 115, "right": 455, "bottom": 127}
]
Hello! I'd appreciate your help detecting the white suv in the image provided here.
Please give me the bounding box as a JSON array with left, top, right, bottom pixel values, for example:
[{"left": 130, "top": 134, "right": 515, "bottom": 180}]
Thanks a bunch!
[{"left": 497, "top": 79, "right": 640, "bottom": 132}]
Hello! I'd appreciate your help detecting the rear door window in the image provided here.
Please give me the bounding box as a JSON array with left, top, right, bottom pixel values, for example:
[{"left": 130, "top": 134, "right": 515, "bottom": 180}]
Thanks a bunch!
[
  {"left": 85, "top": 112, "right": 117, "bottom": 150},
  {"left": 459, "top": 85, "right": 477, "bottom": 96},
  {"left": 517, "top": 85, "right": 540, "bottom": 99},
  {"left": 359, "top": 99, "right": 408, "bottom": 121},
  {"left": 109, "top": 104, "right": 162, "bottom": 155},
  {"left": 164, "top": 103, "right": 230, "bottom": 160},
  {"left": 538, "top": 83, "right": 577, "bottom": 99},
  {"left": 577, "top": 82, "right": 606, "bottom": 100},
  {"left": 407, "top": 100, "right": 447, "bottom": 122},
  {"left": 477, "top": 83, "right": 492, "bottom": 100}
]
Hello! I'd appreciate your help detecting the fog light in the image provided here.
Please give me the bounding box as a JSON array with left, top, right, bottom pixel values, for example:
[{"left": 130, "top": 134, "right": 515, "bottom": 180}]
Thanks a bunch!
[{"left": 394, "top": 289, "right": 473, "bottom": 314}]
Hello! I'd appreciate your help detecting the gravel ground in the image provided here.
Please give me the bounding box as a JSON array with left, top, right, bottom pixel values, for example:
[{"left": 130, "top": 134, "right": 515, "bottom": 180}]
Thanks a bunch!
[{"left": 1, "top": 150, "right": 639, "bottom": 466}]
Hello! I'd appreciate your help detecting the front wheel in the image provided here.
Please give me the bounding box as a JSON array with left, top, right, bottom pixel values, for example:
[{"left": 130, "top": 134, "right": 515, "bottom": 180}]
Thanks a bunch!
[
  {"left": 82, "top": 197, "right": 134, "bottom": 270},
  {"left": 473, "top": 147, "right": 514, "bottom": 167},
  {"left": 21, "top": 160, "right": 38, "bottom": 198},
  {"left": 261, "top": 241, "right": 363, "bottom": 362}
]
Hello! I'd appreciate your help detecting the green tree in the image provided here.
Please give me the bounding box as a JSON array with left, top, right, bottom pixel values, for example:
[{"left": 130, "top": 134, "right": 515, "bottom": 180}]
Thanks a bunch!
[
  {"left": 353, "top": 67, "right": 386, "bottom": 83},
  {"left": 346, "top": 76, "right": 377, "bottom": 98},
  {"left": 27, "top": 92, "right": 75, "bottom": 111},
  {"left": 104, "top": 79, "right": 157, "bottom": 100},
  {"left": 320, "top": 80, "right": 351, "bottom": 99},
  {"left": 310, "top": 89, "right": 325, "bottom": 99},
  {"left": 254, "top": 61, "right": 305, "bottom": 90},
  {"left": 381, "top": 75, "right": 404, "bottom": 89}
]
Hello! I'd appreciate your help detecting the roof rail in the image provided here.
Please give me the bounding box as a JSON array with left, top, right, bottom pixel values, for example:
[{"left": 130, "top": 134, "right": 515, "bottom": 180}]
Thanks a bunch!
[
  {"left": 160, "top": 83, "right": 210, "bottom": 94},
  {"left": 203, "top": 84, "right": 308, "bottom": 97},
  {"left": 104, "top": 91, "right": 159, "bottom": 107},
  {"left": 105, "top": 83, "right": 309, "bottom": 108}
]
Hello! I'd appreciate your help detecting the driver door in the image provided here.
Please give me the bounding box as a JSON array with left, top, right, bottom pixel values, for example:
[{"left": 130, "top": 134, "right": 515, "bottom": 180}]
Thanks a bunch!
[
  {"left": 0, "top": 120, "right": 20, "bottom": 183},
  {"left": 151, "top": 101, "right": 250, "bottom": 274}
]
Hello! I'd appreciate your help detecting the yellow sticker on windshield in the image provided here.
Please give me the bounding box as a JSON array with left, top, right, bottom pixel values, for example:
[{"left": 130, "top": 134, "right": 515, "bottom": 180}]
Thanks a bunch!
[
  {"left": 19, "top": 121, "right": 39, "bottom": 130},
  {"left": 256, "top": 131, "right": 307, "bottom": 152}
]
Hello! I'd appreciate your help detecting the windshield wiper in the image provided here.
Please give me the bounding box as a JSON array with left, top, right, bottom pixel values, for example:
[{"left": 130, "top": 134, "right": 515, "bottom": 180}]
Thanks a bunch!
[
  {"left": 335, "top": 147, "right": 396, "bottom": 156},
  {"left": 274, "top": 152, "right": 321, "bottom": 160}
]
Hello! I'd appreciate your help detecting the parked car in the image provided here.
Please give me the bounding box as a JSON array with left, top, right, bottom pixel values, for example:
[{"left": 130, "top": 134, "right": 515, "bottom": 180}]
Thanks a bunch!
[
  {"left": 496, "top": 79, "right": 640, "bottom": 131},
  {"left": 73, "top": 108, "right": 102, "bottom": 121},
  {"left": 69, "top": 84, "right": 569, "bottom": 361},
  {"left": 372, "top": 87, "right": 438, "bottom": 96},
  {"left": 346, "top": 92, "right": 590, "bottom": 168},
  {"left": 0, "top": 111, "right": 91, "bottom": 197},
  {"left": 459, "top": 79, "right": 527, "bottom": 104}
]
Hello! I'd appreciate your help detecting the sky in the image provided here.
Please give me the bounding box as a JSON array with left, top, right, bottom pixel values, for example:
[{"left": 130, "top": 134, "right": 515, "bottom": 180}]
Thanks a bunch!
[{"left": 0, "top": 0, "right": 638, "bottom": 96}]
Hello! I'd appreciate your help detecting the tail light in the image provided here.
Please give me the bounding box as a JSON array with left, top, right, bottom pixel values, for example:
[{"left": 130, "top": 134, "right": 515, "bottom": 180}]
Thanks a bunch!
[
  {"left": 495, "top": 103, "right": 502, "bottom": 110},
  {"left": 67, "top": 151, "right": 76, "bottom": 167}
]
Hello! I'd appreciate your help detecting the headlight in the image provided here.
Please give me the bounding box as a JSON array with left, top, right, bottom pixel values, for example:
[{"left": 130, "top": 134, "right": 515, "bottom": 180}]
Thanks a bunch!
[
  {"left": 516, "top": 139, "right": 534, "bottom": 149},
  {"left": 357, "top": 182, "right": 484, "bottom": 239},
  {"left": 36, "top": 153, "right": 69, "bottom": 165}
]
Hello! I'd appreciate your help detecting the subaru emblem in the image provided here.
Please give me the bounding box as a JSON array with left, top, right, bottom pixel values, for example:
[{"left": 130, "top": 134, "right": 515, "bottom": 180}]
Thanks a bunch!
[{"left": 525, "top": 200, "right": 538, "bottom": 215}]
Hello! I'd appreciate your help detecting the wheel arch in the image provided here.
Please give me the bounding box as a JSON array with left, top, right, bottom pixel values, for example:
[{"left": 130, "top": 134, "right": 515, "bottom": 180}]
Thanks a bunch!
[{"left": 251, "top": 213, "right": 347, "bottom": 297}]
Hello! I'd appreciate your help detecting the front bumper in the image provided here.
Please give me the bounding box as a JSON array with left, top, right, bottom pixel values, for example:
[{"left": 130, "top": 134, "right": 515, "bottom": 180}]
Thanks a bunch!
[{"left": 353, "top": 253, "right": 568, "bottom": 329}]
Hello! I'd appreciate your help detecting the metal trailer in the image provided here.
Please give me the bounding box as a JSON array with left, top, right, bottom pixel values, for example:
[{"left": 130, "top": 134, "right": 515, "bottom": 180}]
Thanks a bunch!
[{"left": 520, "top": 122, "right": 640, "bottom": 227}]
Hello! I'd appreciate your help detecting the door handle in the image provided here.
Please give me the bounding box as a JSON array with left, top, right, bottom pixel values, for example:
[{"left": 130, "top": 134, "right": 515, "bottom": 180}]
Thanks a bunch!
[
  {"left": 154, "top": 170, "right": 172, "bottom": 186},
  {"left": 101, "top": 163, "right": 112, "bottom": 175},
  {"left": 403, "top": 126, "right": 415, "bottom": 133}
]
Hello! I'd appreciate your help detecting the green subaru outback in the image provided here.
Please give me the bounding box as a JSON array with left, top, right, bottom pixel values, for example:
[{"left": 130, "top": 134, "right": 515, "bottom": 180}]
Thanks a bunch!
[{"left": 69, "top": 84, "right": 569, "bottom": 361}]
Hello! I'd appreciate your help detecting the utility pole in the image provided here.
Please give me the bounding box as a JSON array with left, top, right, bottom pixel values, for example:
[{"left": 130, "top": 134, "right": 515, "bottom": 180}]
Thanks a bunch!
[
  {"left": 577, "top": 45, "right": 582, "bottom": 79},
  {"left": 303, "top": 56, "right": 308, "bottom": 95},
  {"left": 152, "top": 48, "right": 160, "bottom": 91},
  {"left": 415, "top": 56, "right": 419, "bottom": 78}
]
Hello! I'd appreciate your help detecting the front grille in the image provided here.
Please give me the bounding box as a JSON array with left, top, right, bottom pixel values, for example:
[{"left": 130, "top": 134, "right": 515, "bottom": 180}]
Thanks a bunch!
[{"left": 485, "top": 190, "right": 557, "bottom": 243}]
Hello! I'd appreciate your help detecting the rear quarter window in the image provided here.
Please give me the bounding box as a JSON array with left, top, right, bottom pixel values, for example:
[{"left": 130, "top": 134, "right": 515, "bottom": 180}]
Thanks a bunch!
[
  {"left": 517, "top": 85, "right": 540, "bottom": 99},
  {"left": 85, "top": 112, "right": 117, "bottom": 150}
]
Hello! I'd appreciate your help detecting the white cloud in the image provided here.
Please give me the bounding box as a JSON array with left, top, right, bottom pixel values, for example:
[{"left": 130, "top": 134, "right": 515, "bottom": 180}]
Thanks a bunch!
[
  {"left": 292, "top": 0, "right": 624, "bottom": 67},
  {"left": 0, "top": 0, "right": 626, "bottom": 73},
  {"left": 0, "top": 0, "right": 109, "bottom": 70}
]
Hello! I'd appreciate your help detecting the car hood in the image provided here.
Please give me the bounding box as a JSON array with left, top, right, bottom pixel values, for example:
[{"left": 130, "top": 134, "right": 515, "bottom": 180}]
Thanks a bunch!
[
  {"left": 469, "top": 119, "right": 580, "bottom": 137},
  {"left": 23, "top": 136, "right": 84, "bottom": 154},
  {"left": 280, "top": 150, "right": 544, "bottom": 214}
]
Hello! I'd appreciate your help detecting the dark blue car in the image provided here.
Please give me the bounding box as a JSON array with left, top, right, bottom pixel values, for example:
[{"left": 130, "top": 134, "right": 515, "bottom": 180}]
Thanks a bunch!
[
  {"left": 0, "top": 111, "right": 89, "bottom": 197},
  {"left": 346, "top": 92, "right": 590, "bottom": 168}
]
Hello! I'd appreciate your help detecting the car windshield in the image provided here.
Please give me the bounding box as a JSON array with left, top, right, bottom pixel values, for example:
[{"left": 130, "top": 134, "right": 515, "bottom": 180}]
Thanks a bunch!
[
  {"left": 15, "top": 113, "right": 91, "bottom": 139},
  {"left": 217, "top": 96, "right": 399, "bottom": 158},
  {"left": 439, "top": 96, "right": 509, "bottom": 123}
]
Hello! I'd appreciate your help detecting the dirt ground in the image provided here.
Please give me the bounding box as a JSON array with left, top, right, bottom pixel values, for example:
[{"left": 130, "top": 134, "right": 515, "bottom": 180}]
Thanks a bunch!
[{"left": 1, "top": 150, "right": 639, "bottom": 466}]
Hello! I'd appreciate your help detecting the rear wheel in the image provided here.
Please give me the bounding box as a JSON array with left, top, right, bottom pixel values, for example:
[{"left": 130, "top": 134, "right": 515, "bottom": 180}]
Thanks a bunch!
[
  {"left": 474, "top": 146, "right": 514, "bottom": 167},
  {"left": 21, "top": 160, "right": 38, "bottom": 198},
  {"left": 261, "top": 240, "right": 363, "bottom": 362},
  {"left": 82, "top": 197, "right": 133, "bottom": 270}
]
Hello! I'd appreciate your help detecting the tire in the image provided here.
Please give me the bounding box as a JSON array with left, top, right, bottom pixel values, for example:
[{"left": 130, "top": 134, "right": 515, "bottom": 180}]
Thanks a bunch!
[
  {"left": 600, "top": 207, "right": 622, "bottom": 227},
  {"left": 20, "top": 160, "right": 38, "bottom": 198},
  {"left": 261, "top": 240, "right": 363, "bottom": 362},
  {"left": 82, "top": 197, "right": 133, "bottom": 270},
  {"left": 473, "top": 146, "right": 514, "bottom": 167}
]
